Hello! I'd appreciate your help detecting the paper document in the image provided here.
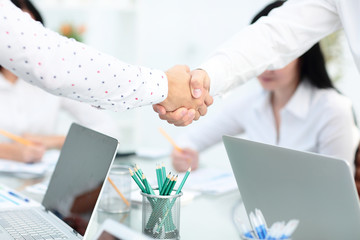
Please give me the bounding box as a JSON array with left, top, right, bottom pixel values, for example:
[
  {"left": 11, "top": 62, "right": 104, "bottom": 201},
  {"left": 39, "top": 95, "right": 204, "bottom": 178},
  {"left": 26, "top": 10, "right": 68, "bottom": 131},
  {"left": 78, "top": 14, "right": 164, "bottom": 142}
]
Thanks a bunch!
[
  {"left": 178, "top": 168, "right": 238, "bottom": 195},
  {"left": 0, "top": 184, "right": 40, "bottom": 209},
  {"left": 0, "top": 150, "right": 59, "bottom": 178}
]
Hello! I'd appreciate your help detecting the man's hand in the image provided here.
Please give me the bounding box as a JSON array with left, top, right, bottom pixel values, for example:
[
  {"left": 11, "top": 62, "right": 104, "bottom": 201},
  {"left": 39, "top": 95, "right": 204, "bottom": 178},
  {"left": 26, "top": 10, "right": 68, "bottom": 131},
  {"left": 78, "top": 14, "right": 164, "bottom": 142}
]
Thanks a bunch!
[{"left": 153, "top": 68, "right": 213, "bottom": 126}]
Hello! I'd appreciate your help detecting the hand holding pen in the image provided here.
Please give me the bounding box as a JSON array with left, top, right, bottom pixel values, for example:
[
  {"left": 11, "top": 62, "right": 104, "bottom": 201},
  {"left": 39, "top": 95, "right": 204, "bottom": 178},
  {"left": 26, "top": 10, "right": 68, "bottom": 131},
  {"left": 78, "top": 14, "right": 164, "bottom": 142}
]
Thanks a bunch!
[
  {"left": 171, "top": 148, "right": 199, "bottom": 172},
  {"left": 158, "top": 127, "right": 198, "bottom": 172}
]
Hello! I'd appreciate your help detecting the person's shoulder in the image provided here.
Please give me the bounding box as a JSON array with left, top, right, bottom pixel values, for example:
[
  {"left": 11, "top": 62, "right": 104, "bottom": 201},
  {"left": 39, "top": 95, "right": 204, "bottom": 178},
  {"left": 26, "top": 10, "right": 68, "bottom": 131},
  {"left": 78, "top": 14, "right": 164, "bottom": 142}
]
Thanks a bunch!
[{"left": 312, "top": 87, "right": 353, "bottom": 116}]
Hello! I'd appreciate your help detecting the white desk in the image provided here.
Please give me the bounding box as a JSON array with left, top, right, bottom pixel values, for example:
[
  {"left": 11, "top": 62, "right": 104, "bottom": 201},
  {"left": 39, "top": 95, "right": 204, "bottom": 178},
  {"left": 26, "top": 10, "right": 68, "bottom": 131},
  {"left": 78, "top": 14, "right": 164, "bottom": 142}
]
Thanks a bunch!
[{"left": 0, "top": 146, "right": 247, "bottom": 240}]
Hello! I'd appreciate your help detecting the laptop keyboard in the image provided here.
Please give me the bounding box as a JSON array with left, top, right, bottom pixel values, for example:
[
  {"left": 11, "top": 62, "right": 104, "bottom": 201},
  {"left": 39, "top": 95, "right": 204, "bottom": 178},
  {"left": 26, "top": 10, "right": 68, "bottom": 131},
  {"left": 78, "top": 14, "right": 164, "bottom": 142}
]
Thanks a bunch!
[{"left": 0, "top": 209, "right": 69, "bottom": 239}]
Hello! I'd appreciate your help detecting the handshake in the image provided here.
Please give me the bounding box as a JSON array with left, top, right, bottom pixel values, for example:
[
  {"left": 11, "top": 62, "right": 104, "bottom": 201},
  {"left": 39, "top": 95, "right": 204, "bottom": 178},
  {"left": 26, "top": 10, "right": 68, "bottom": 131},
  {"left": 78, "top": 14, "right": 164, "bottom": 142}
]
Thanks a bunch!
[{"left": 153, "top": 65, "right": 213, "bottom": 126}]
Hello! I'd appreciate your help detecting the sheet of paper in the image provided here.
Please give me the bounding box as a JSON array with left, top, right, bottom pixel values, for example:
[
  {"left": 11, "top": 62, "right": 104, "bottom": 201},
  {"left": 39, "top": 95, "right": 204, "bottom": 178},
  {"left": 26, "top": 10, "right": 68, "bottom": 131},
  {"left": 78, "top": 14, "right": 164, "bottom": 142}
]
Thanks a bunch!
[
  {"left": 0, "top": 150, "right": 60, "bottom": 178},
  {"left": 25, "top": 180, "right": 50, "bottom": 195},
  {"left": 0, "top": 184, "right": 40, "bottom": 209},
  {"left": 178, "top": 168, "right": 238, "bottom": 195}
]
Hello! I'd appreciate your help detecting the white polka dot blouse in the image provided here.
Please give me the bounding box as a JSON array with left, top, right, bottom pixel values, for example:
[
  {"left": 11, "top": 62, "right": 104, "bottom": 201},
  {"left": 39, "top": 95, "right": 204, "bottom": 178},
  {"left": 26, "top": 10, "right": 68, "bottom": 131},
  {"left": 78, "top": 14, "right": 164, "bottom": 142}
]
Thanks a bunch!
[{"left": 0, "top": 0, "right": 168, "bottom": 111}]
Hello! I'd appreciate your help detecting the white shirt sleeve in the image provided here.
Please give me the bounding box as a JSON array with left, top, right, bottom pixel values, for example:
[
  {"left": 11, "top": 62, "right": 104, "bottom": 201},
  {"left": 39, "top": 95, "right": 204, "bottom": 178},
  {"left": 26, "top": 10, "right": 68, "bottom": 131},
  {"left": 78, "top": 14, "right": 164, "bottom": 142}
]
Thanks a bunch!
[
  {"left": 0, "top": 0, "right": 168, "bottom": 112},
  {"left": 201, "top": 0, "right": 342, "bottom": 96}
]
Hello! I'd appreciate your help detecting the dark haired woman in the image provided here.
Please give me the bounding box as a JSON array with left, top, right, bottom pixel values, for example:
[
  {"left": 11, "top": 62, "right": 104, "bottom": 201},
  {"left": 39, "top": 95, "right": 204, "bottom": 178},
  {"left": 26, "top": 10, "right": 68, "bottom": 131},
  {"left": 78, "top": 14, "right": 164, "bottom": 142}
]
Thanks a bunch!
[{"left": 171, "top": 1, "right": 359, "bottom": 174}]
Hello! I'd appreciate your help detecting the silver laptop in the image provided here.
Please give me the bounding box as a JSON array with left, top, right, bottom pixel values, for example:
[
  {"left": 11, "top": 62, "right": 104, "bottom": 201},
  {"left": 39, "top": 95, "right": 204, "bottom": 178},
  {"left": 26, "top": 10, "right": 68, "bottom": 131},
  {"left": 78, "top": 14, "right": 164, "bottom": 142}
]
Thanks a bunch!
[
  {"left": 0, "top": 123, "right": 118, "bottom": 239},
  {"left": 223, "top": 136, "right": 360, "bottom": 239}
]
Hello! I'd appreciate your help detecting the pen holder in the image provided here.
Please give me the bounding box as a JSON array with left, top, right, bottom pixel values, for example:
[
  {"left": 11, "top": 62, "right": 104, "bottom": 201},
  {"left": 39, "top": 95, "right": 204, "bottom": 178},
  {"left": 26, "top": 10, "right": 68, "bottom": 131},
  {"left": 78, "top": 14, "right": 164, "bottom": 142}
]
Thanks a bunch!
[{"left": 141, "top": 189, "right": 183, "bottom": 239}]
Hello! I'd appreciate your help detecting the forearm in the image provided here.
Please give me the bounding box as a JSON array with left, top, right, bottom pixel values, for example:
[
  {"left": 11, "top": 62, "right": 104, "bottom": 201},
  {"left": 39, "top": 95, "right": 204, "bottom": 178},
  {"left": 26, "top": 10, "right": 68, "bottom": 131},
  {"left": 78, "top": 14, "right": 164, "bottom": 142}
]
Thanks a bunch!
[
  {"left": 201, "top": 0, "right": 341, "bottom": 96},
  {"left": 39, "top": 136, "right": 65, "bottom": 149},
  {"left": 0, "top": 0, "right": 168, "bottom": 111}
]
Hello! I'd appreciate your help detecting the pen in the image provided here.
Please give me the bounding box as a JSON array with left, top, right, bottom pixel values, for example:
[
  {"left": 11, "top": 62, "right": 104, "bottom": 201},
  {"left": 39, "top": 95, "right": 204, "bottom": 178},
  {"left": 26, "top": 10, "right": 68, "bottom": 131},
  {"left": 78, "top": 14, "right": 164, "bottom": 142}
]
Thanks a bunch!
[
  {"left": 158, "top": 127, "right": 182, "bottom": 152},
  {"left": 8, "top": 191, "right": 29, "bottom": 202},
  {"left": 0, "top": 193, "right": 19, "bottom": 205},
  {"left": 280, "top": 220, "right": 299, "bottom": 239},
  {"left": 266, "top": 222, "right": 285, "bottom": 240},
  {"left": 0, "top": 129, "right": 33, "bottom": 146},
  {"left": 250, "top": 211, "right": 264, "bottom": 239},
  {"left": 255, "top": 208, "right": 268, "bottom": 238},
  {"left": 107, "top": 177, "right": 130, "bottom": 207},
  {"left": 239, "top": 221, "right": 255, "bottom": 239}
]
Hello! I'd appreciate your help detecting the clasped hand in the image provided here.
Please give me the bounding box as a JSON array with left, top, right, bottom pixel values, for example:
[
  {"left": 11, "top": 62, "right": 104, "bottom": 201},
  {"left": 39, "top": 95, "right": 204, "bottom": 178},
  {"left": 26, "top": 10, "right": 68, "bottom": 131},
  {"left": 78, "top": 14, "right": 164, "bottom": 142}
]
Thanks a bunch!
[{"left": 153, "top": 65, "right": 213, "bottom": 126}]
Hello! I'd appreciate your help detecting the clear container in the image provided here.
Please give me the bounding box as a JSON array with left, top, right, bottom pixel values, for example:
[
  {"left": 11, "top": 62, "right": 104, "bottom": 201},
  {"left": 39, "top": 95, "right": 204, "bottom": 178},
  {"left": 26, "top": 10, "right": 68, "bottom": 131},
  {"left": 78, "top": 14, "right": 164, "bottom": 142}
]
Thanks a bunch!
[
  {"left": 98, "top": 164, "right": 131, "bottom": 213},
  {"left": 141, "top": 189, "right": 183, "bottom": 239}
]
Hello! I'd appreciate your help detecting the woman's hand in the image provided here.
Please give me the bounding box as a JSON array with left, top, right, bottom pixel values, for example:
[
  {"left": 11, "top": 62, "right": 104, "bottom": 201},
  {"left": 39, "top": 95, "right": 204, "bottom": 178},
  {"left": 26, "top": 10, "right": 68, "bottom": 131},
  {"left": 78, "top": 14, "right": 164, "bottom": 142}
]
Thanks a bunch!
[
  {"left": 171, "top": 148, "right": 199, "bottom": 172},
  {"left": 10, "top": 143, "right": 46, "bottom": 163}
]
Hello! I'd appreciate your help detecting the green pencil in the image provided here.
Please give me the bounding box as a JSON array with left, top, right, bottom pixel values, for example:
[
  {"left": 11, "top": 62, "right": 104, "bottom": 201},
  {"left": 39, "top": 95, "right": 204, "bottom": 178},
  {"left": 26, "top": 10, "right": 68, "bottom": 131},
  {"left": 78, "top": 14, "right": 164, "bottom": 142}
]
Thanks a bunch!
[
  {"left": 135, "top": 164, "right": 144, "bottom": 176},
  {"left": 156, "top": 164, "right": 163, "bottom": 192},
  {"left": 156, "top": 168, "right": 191, "bottom": 232},
  {"left": 142, "top": 174, "right": 155, "bottom": 195},
  {"left": 161, "top": 163, "right": 166, "bottom": 181},
  {"left": 134, "top": 166, "right": 143, "bottom": 183},
  {"left": 129, "top": 168, "right": 146, "bottom": 193},
  {"left": 176, "top": 167, "right": 191, "bottom": 194},
  {"left": 160, "top": 173, "right": 171, "bottom": 195},
  {"left": 166, "top": 175, "right": 178, "bottom": 195}
]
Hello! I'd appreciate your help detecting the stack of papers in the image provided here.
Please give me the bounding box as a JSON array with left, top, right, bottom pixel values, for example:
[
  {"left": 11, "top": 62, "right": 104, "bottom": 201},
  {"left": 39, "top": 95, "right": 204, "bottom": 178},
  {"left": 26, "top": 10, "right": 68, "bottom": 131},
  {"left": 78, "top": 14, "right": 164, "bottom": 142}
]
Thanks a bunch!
[
  {"left": 178, "top": 168, "right": 238, "bottom": 195},
  {"left": 0, "top": 150, "right": 59, "bottom": 178}
]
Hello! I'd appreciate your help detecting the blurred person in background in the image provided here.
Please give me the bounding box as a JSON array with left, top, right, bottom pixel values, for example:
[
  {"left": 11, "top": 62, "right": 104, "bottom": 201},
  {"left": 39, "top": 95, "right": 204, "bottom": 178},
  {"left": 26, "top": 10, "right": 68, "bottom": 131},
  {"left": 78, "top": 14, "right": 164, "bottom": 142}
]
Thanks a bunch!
[{"left": 171, "top": 1, "right": 359, "bottom": 174}]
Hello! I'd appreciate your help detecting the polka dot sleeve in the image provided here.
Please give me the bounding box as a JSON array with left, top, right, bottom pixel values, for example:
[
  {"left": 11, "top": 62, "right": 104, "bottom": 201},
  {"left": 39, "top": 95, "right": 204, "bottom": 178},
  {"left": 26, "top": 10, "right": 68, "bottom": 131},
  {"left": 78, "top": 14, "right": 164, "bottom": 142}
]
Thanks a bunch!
[{"left": 0, "top": 0, "right": 168, "bottom": 111}]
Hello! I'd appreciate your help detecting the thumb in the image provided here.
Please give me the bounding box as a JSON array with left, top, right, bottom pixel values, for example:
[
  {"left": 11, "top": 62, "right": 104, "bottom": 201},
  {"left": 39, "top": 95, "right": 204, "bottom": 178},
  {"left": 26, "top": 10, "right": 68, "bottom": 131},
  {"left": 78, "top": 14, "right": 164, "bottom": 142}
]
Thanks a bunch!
[{"left": 190, "top": 70, "right": 204, "bottom": 99}]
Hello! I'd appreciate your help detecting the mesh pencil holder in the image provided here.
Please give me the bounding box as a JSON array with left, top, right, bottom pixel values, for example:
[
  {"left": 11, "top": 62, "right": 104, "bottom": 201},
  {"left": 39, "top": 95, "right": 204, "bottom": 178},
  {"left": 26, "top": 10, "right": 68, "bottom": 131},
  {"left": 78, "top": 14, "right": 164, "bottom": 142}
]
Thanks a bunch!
[{"left": 141, "top": 189, "right": 183, "bottom": 240}]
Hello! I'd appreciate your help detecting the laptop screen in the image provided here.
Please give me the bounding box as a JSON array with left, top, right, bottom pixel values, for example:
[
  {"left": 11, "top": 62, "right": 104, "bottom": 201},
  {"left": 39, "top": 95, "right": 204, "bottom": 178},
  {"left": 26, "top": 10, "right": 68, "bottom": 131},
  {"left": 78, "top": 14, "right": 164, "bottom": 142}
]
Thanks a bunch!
[{"left": 42, "top": 123, "right": 118, "bottom": 236}]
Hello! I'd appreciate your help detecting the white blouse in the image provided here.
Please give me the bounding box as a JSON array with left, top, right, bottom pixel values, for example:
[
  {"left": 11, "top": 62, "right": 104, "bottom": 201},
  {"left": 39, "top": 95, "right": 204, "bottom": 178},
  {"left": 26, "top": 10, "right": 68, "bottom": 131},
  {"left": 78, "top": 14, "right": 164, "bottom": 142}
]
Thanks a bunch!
[
  {"left": 177, "top": 81, "right": 360, "bottom": 173},
  {"left": 0, "top": 73, "right": 120, "bottom": 142},
  {"left": 0, "top": 0, "right": 168, "bottom": 111}
]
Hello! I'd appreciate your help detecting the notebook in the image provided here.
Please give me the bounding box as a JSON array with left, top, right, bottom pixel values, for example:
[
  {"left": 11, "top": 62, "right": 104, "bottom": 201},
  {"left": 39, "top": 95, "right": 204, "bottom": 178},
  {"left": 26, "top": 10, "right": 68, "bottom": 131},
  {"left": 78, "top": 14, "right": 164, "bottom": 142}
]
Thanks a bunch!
[
  {"left": 223, "top": 136, "right": 360, "bottom": 239},
  {"left": 0, "top": 123, "right": 119, "bottom": 239}
]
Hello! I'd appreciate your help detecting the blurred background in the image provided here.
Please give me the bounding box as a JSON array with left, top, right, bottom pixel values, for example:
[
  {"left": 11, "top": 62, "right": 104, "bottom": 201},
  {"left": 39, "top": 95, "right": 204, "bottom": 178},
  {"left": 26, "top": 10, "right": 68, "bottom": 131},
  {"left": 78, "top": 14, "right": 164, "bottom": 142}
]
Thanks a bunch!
[{"left": 31, "top": 0, "right": 360, "bottom": 154}]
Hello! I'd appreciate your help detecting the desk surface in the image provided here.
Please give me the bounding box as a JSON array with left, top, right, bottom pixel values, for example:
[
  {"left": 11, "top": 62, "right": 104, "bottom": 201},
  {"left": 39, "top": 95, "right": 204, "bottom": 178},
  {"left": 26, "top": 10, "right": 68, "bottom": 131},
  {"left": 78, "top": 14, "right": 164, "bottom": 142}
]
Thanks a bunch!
[{"left": 0, "top": 145, "right": 247, "bottom": 240}]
